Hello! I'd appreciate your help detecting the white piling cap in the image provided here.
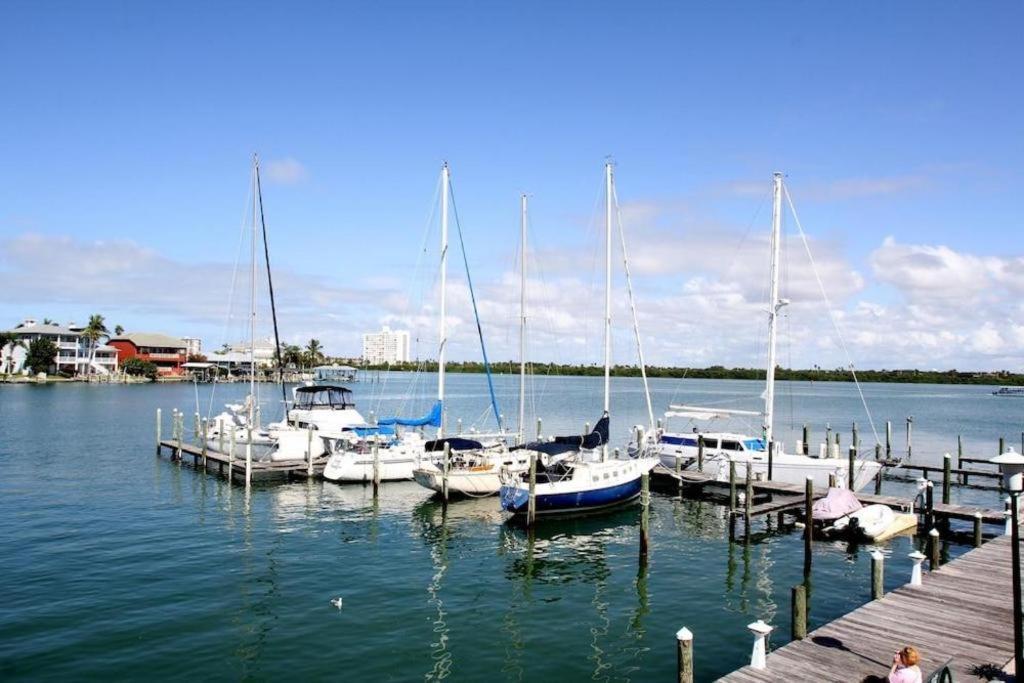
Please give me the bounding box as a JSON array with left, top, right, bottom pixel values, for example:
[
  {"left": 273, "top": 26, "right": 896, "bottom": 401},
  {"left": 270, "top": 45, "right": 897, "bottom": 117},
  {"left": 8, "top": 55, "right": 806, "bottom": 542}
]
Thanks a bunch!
[
  {"left": 747, "top": 619, "right": 773, "bottom": 636},
  {"left": 929, "top": 528, "right": 940, "bottom": 537},
  {"left": 908, "top": 551, "right": 926, "bottom": 561},
  {"left": 870, "top": 550, "right": 884, "bottom": 561},
  {"left": 676, "top": 627, "right": 693, "bottom": 642}
]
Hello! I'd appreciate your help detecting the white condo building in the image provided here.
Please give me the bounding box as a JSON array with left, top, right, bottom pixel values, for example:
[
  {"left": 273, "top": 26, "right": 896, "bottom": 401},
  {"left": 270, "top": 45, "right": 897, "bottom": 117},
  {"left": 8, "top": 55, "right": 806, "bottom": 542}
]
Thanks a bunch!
[
  {"left": 362, "top": 326, "right": 410, "bottom": 365},
  {"left": 1, "top": 319, "right": 118, "bottom": 376}
]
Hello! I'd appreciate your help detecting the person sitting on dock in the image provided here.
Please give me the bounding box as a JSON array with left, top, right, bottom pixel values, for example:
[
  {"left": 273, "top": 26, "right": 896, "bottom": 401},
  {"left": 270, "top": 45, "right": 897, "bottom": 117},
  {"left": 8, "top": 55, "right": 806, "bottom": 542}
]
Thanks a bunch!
[{"left": 887, "top": 646, "right": 921, "bottom": 683}]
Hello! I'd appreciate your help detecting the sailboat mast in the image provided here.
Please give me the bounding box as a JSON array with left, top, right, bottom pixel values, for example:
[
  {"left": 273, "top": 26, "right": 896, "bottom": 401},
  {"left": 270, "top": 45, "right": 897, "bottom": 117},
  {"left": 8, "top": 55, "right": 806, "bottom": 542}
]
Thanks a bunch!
[
  {"left": 518, "top": 194, "right": 527, "bottom": 445},
  {"left": 764, "top": 171, "right": 783, "bottom": 448},
  {"left": 249, "top": 155, "right": 259, "bottom": 427},
  {"left": 603, "top": 162, "right": 613, "bottom": 458},
  {"left": 437, "top": 162, "right": 449, "bottom": 437}
]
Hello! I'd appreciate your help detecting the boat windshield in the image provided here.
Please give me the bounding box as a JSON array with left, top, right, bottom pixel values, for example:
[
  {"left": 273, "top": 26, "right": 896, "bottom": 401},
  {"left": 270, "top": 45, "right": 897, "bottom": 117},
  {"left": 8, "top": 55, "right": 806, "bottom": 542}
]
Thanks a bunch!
[
  {"left": 743, "top": 438, "right": 766, "bottom": 452},
  {"left": 294, "top": 386, "right": 354, "bottom": 409}
]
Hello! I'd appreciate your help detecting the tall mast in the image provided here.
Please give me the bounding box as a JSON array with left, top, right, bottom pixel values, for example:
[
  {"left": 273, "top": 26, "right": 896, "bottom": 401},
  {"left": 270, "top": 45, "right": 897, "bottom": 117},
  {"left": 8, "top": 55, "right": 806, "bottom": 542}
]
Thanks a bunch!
[
  {"left": 603, "top": 162, "right": 613, "bottom": 459},
  {"left": 254, "top": 161, "right": 289, "bottom": 420},
  {"left": 764, "top": 172, "right": 784, "bottom": 448},
  {"left": 249, "top": 155, "right": 258, "bottom": 426},
  {"left": 437, "top": 162, "right": 449, "bottom": 437},
  {"left": 518, "top": 194, "right": 527, "bottom": 444}
]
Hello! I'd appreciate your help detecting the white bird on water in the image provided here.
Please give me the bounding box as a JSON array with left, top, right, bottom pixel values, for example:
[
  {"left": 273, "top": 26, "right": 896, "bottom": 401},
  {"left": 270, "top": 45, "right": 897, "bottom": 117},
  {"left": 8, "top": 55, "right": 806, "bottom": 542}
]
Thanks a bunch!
[{"left": 330, "top": 597, "right": 343, "bottom": 609}]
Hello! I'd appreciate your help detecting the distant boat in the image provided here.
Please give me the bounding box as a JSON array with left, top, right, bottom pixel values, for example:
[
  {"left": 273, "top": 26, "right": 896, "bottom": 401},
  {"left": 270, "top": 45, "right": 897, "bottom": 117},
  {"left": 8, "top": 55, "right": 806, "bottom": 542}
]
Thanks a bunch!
[
  {"left": 993, "top": 387, "right": 1024, "bottom": 397},
  {"left": 313, "top": 365, "right": 358, "bottom": 383}
]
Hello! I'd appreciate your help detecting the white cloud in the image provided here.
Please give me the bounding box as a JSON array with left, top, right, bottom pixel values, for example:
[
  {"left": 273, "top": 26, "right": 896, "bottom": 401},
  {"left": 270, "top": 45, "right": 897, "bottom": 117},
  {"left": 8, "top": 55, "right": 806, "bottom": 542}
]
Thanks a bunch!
[{"left": 262, "top": 158, "right": 308, "bottom": 185}]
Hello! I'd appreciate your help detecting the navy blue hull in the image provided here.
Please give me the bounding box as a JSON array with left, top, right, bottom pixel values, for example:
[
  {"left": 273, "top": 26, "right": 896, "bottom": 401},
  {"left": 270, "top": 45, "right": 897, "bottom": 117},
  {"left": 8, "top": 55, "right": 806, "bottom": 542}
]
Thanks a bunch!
[{"left": 500, "top": 476, "right": 642, "bottom": 515}]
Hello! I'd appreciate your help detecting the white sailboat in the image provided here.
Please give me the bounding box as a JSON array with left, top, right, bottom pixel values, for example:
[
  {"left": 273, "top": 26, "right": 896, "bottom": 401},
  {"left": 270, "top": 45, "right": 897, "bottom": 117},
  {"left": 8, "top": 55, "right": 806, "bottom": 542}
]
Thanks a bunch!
[
  {"left": 412, "top": 193, "right": 535, "bottom": 496},
  {"left": 500, "top": 162, "right": 659, "bottom": 517},
  {"left": 655, "top": 172, "right": 882, "bottom": 491}
]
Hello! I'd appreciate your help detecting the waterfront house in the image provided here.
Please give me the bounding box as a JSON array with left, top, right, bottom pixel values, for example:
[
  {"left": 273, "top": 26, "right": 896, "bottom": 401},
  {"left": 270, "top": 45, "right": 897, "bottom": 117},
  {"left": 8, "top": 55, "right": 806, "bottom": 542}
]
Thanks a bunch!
[
  {"left": 1, "top": 318, "right": 118, "bottom": 376},
  {"left": 108, "top": 333, "right": 188, "bottom": 376}
]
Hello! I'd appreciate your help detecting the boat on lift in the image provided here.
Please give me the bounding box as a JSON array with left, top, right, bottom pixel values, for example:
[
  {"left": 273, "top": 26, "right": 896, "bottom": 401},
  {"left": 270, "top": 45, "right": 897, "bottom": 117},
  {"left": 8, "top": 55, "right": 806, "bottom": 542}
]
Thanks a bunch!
[{"left": 655, "top": 172, "right": 882, "bottom": 492}]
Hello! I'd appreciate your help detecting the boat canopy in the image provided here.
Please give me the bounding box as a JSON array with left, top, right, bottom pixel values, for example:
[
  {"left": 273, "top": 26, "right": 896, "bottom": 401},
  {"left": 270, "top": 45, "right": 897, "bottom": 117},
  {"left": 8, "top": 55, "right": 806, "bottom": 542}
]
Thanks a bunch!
[
  {"left": 351, "top": 425, "right": 397, "bottom": 438},
  {"left": 424, "top": 436, "right": 484, "bottom": 452},
  {"left": 812, "top": 487, "right": 862, "bottom": 522},
  {"left": 293, "top": 385, "right": 355, "bottom": 409},
  {"left": 513, "top": 413, "right": 610, "bottom": 457},
  {"left": 378, "top": 400, "right": 443, "bottom": 428}
]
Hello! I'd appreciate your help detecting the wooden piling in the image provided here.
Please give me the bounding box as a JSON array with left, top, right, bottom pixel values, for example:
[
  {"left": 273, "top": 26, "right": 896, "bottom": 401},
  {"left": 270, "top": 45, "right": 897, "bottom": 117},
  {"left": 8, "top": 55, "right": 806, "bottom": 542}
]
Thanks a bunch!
[
  {"left": 825, "top": 423, "right": 832, "bottom": 448},
  {"left": 527, "top": 453, "right": 537, "bottom": 526},
  {"left": 828, "top": 472, "right": 836, "bottom": 489},
  {"left": 442, "top": 443, "right": 451, "bottom": 505},
  {"left": 847, "top": 446, "right": 855, "bottom": 489},
  {"left": 217, "top": 418, "right": 224, "bottom": 456},
  {"left": 874, "top": 443, "right": 881, "bottom": 461},
  {"left": 729, "top": 460, "right": 737, "bottom": 512},
  {"left": 871, "top": 550, "right": 884, "bottom": 600},
  {"left": 697, "top": 436, "right": 705, "bottom": 473},
  {"left": 852, "top": 422, "right": 858, "bottom": 453},
  {"left": 245, "top": 428, "right": 253, "bottom": 487},
  {"left": 885, "top": 420, "right": 892, "bottom": 459},
  {"left": 767, "top": 440, "right": 774, "bottom": 481},
  {"left": 676, "top": 628, "right": 694, "bottom": 683},
  {"left": 874, "top": 467, "right": 882, "bottom": 495},
  {"left": 372, "top": 438, "right": 381, "bottom": 498},
  {"left": 675, "top": 455, "right": 683, "bottom": 495},
  {"left": 536, "top": 418, "right": 542, "bottom": 440},
  {"left": 974, "top": 511, "right": 983, "bottom": 548},
  {"left": 156, "top": 408, "right": 162, "bottom": 453},
  {"left": 640, "top": 471, "right": 650, "bottom": 562},
  {"left": 802, "top": 424, "right": 809, "bottom": 455},
  {"left": 929, "top": 528, "right": 940, "bottom": 571},
  {"left": 228, "top": 426, "right": 235, "bottom": 482},
  {"left": 791, "top": 584, "right": 807, "bottom": 640},
  {"left": 307, "top": 426, "right": 314, "bottom": 477},
  {"left": 942, "top": 454, "right": 951, "bottom": 505},
  {"left": 200, "top": 419, "right": 208, "bottom": 469},
  {"left": 925, "top": 481, "right": 935, "bottom": 530},
  {"left": 906, "top": 416, "right": 913, "bottom": 459},
  {"left": 957, "top": 435, "right": 964, "bottom": 471},
  {"left": 1000, "top": 436, "right": 1006, "bottom": 455},
  {"left": 804, "top": 476, "right": 813, "bottom": 573},
  {"left": 175, "top": 412, "right": 183, "bottom": 460},
  {"left": 744, "top": 465, "right": 753, "bottom": 531},
  {"left": 193, "top": 412, "right": 200, "bottom": 441}
]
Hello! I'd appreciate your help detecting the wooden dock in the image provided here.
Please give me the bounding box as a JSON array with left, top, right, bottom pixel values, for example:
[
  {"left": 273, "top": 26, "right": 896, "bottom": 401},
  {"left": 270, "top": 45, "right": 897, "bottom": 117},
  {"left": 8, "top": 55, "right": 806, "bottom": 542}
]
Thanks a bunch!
[
  {"left": 720, "top": 535, "right": 1019, "bottom": 682},
  {"left": 157, "top": 439, "right": 329, "bottom": 480}
]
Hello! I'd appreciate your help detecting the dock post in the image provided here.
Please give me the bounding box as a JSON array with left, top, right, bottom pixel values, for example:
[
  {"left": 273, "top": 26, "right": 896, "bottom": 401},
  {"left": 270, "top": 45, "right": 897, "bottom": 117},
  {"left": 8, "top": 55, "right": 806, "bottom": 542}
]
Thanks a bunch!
[
  {"left": 909, "top": 551, "right": 925, "bottom": 586},
  {"left": 825, "top": 423, "right": 831, "bottom": 448},
  {"left": 871, "top": 550, "right": 884, "bottom": 600},
  {"left": 874, "top": 466, "right": 882, "bottom": 495},
  {"left": 657, "top": 418, "right": 662, "bottom": 431},
  {"left": 929, "top": 528, "right": 940, "bottom": 571},
  {"left": 640, "top": 471, "right": 650, "bottom": 563},
  {"left": 676, "top": 628, "right": 693, "bottom": 683},
  {"left": 245, "top": 428, "right": 252, "bottom": 488},
  {"left": 847, "top": 447, "right": 855, "bottom": 489},
  {"left": 697, "top": 436, "right": 704, "bottom": 473},
  {"left": 156, "top": 408, "right": 162, "bottom": 454},
  {"left": 906, "top": 416, "right": 913, "bottom": 459},
  {"left": 852, "top": 422, "right": 858, "bottom": 453},
  {"left": 875, "top": 443, "right": 881, "bottom": 461},
  {"left": 175, "top": 412, "right": 183, "bottom": 460},
  {"left": 536, "top": 418, "right": 542, "bottom": 440},
  {"left": 372, "top": 438, "right": 380, "bottom": 498},
  {"left": 973, "top": 511, "right": 983, "bottom": 547},
  {"left": 442, "top": 443, "right": 451, "bottom": 506},
  {"left": 828, "top": 473, "right": 836, "bottom": 489},
  {"left": 527, "top": 453, "right": 537, "bottom": 526},
  {"left": 585, "top": 421, "right": 591, "bottom": 437},
  {"left": 767, "top": 440, "right": 773, "bottom": 481},
  {"left": 925, "top": 481, "right": 934, "bottom": 530},
  {"left": 217, "top": 419, "right": 224, "bottom": 455},
  {"left": 801, "top": 424, "right": 809, "bottom": 455},
  {"left": 228, "top": 426, "right": 235, "bottom": 482},
  {"left": 942, "top": 454, "right": 951, "bottom": 505},
  {"left": 307, "top": 426, "right": 314, "bottom": 477},
  {"left": 747, "top": 620, "right": 773, "bottom": 670},
  {"left": 835, "top": 432, "right": 840, "bottom": 451},
  {"left": 957, "top": 434, "right": 963, "bottom": 471},
  {"left": 675, "top": 455, "right": 682, "bottom": 496},
  {"left": 200, "top": 419, "right": 208, "bottom": 469},
  {"left": 804, "top": 476, "right": 814, "bottom": 574},
  {"left": 886, "top": 420, "right": 892, "bottom": 459},
  {"left": 744, "top": 464, "right": 753, "bottom": 533},
  {"left": 1000, "top": 436, "right": 1006, "bottom": 456},
  {"left": 791, "top": 585, "right": 806, "bottom": 640},
  {"left": 193, "top": 412, "right": 200, "bottom": 441},
  {"left": 729, "top": 460, "right": 737, "bottom": 513}
]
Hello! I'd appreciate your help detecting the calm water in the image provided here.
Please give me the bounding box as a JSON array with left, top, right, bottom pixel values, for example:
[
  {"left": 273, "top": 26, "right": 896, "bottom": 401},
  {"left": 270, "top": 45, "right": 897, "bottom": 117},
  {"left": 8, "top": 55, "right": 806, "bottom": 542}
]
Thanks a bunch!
[{"left": 1, "top": 374, "right": 1020, "bottom": 680}]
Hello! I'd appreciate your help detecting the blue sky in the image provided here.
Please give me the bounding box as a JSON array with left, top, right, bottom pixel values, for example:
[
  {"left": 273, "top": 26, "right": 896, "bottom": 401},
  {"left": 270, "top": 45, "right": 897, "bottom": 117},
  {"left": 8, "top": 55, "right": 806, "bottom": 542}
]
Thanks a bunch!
[{"left": 1, "top": 2, "right": 1022, "bottom": 369}]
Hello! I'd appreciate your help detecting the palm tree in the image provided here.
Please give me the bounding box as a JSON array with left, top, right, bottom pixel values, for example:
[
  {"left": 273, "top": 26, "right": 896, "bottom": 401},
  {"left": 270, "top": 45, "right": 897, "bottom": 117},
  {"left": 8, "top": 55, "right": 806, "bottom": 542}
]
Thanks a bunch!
[
  {"left": 281, "top": 344, "right": 302, "bottom": 369},
  {"left": 82, "top": 314, "right": 108, "bottom": 376},
  {"left": 114, "top": 324, "right": 124, "bottom": 336},
  {"left": 0, "top": 332, "right": 26, "bottom": 375},
  {"left": 42, "top": 318, "right": 55, "bottom": 325},
  {"left": 304, "top": 339, "right": 323, "bottom": 369}
]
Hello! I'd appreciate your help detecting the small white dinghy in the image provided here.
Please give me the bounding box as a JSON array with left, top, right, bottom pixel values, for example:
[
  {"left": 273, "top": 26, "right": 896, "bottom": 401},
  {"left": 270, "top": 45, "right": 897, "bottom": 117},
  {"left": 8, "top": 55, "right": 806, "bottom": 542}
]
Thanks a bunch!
[{"left": 832, "top": 504, "right": 917, "bottom": 541}]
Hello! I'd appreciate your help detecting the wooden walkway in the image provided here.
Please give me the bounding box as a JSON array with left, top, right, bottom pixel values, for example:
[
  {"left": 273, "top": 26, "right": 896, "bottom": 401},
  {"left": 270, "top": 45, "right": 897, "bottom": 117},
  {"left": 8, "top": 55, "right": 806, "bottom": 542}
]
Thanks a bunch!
[
  {"left": 720, "top": 535, "right": 1018, "bottom": 682},
  {"left": 157, "top": 439, "right": 329, "bottom": 480}
]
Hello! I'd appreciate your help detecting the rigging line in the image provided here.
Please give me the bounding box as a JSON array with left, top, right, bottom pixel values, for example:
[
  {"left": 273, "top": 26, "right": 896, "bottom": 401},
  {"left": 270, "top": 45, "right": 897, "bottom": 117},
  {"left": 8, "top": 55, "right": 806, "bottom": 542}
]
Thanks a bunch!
[
  {"left": 612, "top": 183, "right": 655, "bottom": 434},
  {"left": 255, "top": 160, "right": 288, "bottom": 420},
  {"left": 783, "top": 184, "right": 882, "bottom": 450},
  {"left": 446, "top": 178, "right": 502, "bottom": 430}
]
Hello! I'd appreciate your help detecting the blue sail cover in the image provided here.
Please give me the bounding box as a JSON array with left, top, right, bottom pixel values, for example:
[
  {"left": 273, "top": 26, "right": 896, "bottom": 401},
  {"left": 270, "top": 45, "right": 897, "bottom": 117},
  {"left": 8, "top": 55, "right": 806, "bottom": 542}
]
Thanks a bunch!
[
  {"left": 512, "top": 413, "right": 610, "bottom": 457},
  {"left": 377, "top": 400, "right": 443, "bottom": 428}
]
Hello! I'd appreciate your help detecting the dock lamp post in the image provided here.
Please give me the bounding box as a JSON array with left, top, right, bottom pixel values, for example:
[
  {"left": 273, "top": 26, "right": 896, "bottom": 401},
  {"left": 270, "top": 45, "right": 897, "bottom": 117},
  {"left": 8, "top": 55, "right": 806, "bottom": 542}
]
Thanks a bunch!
[{"left": 992, "top": 446, "right": 1024, "bottom": 675}]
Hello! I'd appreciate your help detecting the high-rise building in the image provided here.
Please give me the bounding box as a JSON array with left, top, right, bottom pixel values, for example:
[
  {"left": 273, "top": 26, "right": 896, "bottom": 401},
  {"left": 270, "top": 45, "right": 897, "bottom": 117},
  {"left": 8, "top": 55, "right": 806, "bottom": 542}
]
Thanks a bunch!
[{"left": 361, "top": 326, "right": 410, "bottom": 365}]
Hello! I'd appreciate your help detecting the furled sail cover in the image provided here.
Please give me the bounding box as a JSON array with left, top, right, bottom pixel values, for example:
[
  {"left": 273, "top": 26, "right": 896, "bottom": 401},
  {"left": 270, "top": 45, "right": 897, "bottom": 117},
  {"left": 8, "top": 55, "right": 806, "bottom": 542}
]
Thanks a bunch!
[
  {"left": 424, "top": 437, "right": 485, "bottom": 452},
  {"left": 513, "top": 413, "right": 610, "bottom": 457},
  {"left": 377, "top": 400, "right": 442, "bottom": 428}
]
